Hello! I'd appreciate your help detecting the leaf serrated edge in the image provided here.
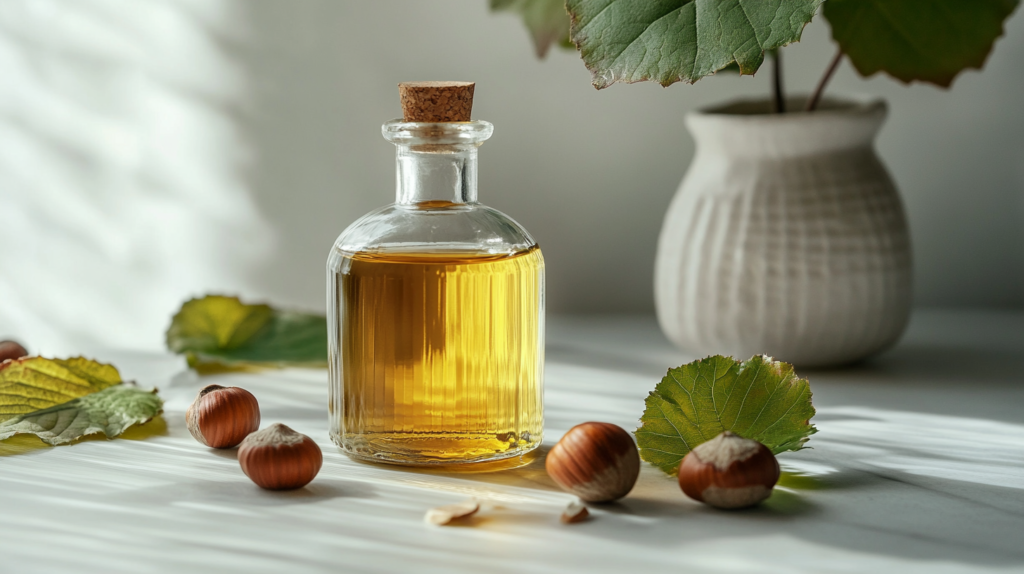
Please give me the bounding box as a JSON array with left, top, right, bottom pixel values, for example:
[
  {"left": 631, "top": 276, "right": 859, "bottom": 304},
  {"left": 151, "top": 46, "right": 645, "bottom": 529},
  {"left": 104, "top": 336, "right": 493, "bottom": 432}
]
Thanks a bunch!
[
  {"left": 635, "top": 354, "right": 817, "bottom": 475},
  {"left": 567, "top": 0, "right": 824, "bottom": 89},
  {"left": 0, "top": 382, "right": 164, "bottom": 445}
]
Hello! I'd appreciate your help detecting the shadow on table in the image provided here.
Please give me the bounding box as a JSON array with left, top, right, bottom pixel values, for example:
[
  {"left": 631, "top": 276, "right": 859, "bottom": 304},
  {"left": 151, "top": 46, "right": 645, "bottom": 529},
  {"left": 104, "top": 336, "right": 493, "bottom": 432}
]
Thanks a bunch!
[
  {"left": 110, "top": 477, "right": 375, "bottom": 507},
  {"left": 605, "top": 486, "right": 818, "bottom": 518},
  {"left": 801, "top": 343, "right": 1024, "bottom": 424},
  {"left": 396, "top": 441, "right": 1024, "bottom": 567},
  {"left": 387, "top": 444, "right": 863, "bottom": 507},
  {"left": 546, "top": 342, "right": 678, "bottom": 378},
  {"left": 0, "top": 434, "right": 50, "bottom": 457},
  {"left": 806, "top": 343, "right": 1024, "bottom": 382},
  {"left": 375, "top": 444, "right": 564, "bottom": 494},
  {"left": 583, "top": 464, "right": 1024, "bottom": 568},
  {"left": 550, "top": 337, "right": 1024, "bottom": 388}
]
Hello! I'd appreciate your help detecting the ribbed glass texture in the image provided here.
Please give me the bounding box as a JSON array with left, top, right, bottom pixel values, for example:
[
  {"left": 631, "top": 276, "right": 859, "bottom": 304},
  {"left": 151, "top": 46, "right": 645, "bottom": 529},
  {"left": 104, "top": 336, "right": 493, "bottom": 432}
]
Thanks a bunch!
[{"left": 327, "top": 120, "right": 544, "bottom": 465}]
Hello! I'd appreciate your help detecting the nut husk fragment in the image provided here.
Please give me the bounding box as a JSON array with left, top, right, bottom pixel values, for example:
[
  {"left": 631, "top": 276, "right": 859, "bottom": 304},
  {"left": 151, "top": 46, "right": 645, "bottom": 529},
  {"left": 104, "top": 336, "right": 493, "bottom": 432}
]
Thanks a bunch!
[
  {"left": 560, "top": 501, "right": 590, "bottom": 524},
  {"left": 424, "top": 499, "right": 480, "bottom": 525}
]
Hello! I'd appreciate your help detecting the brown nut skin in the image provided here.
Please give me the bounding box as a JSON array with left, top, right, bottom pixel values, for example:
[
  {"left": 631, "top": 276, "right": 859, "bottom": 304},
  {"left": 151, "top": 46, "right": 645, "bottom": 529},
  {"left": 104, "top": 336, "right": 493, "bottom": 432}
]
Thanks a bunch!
[
  {"left": 0, "top": 340, "right": 28, "bottom": 363},
  {"left": 186, "top": 385, "right": 260, "bottom": 448},
  {"left": 677, "top": 431, "right": 780, "bottom": 509},
  {"left": 238, "top": 423, "right": 322, "bottom": 490},
  {"left": 545, "top": 422, "right": 640, "bottom": 502}
]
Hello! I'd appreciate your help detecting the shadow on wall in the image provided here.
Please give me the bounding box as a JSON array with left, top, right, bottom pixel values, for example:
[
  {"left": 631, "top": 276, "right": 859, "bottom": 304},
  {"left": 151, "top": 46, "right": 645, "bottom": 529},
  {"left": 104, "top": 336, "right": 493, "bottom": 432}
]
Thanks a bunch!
[
  {"left": 213, "top": 2, "right": 394, "bottom": 315},
  {"left": 2, "top": 1, "right": 1022, "bottom": 355},
  {"left": 218, "top": 1, "right": 690, "bottom": 317},
  {"left": 0, "top": 0, "right": 275, "bottom": 353},
  {"left": 186, "top": 1, "right": 1024, "bottom": 319}
]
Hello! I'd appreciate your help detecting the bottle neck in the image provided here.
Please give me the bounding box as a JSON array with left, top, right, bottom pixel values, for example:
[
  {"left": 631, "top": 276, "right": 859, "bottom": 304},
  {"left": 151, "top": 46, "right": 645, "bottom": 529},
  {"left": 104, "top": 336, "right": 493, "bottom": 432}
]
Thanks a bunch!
[{"left": 395, "top": 144, "right": 478, "bottom": 206}]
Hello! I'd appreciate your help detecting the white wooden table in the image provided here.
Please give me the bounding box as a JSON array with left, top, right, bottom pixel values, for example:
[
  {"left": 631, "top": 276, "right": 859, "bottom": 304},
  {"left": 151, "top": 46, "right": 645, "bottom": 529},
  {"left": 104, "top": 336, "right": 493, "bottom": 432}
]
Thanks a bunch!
[{"left": 2, "top": 311, "right": 1023, "bottom": 573}]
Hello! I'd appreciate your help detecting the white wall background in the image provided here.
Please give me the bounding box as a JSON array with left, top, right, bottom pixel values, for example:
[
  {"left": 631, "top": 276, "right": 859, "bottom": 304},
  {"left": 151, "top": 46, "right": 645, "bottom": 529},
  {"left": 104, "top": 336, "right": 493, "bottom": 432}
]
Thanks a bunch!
[{"left": 1, "top": 0, "right": 1022, "bottom": 354}]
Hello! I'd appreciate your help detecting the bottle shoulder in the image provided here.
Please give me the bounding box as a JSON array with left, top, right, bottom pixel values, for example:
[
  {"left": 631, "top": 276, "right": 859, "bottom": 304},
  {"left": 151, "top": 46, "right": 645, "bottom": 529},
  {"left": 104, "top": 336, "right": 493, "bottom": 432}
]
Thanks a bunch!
[{"left": 331, "top": 202, "right": 537, "bottom": 256}]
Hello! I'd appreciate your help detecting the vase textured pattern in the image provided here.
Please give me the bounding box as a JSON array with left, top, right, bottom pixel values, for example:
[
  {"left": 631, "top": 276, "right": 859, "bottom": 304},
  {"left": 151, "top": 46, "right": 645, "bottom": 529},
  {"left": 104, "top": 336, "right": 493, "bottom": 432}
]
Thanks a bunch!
[{"left": 655, "top": 99, "right": 911, "bottom": 367}]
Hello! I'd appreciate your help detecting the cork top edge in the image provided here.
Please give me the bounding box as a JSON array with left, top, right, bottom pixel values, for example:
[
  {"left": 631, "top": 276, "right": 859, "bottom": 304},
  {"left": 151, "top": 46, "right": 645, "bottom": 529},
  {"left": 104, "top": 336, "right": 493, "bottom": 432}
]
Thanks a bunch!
[
  {"left": 399, "top": 81, "right": 475, "bottom": 123},
  {"left": 399, "top": 81, "right": 474, "bottom": 88}
]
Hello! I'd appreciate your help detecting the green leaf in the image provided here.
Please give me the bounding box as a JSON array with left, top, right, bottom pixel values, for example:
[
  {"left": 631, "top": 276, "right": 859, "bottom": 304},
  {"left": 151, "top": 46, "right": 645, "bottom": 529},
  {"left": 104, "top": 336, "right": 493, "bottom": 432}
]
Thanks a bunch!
[
  {"left": 0, "top": 357, "right": 123, "bottom": 422},
  {"left": 716, "top": 62, "right": 742, "bottom": 74},
  {"left": 566, "top": 0, "right": 823, "bottom": 88},
  {"left": 824, "top": 0, "right": 1020, "bottom": 87},
  {"left": 635, "top": 355, "right": 817, "bottom": 475},
  {"left": 491, "top": 0, "right": 572, "bottom": 58},
  {"left": 0, "top": 383, "right": 163, "bottom": 446},
  {"left": 166, "top": 295, "right": 328, "bottom": 372}
]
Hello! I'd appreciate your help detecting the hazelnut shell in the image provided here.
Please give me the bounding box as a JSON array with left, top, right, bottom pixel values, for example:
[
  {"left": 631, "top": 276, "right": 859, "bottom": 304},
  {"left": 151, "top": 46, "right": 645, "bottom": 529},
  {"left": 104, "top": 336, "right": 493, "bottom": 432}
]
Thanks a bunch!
[
  {"left": 238, "top": 423, "right": 322, "bottom": 490},
  {"left": 186, "top": 384, "right": 260, "bottom": 448},
  {"left": 560, "top": 501, "right": 590, "bottom": 524},
  {"left": 424, "top": 499, "right": 480, "bottom": 525},
  {"left": 677, "top": 431, "right": 780, "bottom": 509},
  {"left": 0, "top": 340, "right": 28, "bottom": 363},
  {"left": 545, "top": 422, "right": 640, "bottom": 502}
]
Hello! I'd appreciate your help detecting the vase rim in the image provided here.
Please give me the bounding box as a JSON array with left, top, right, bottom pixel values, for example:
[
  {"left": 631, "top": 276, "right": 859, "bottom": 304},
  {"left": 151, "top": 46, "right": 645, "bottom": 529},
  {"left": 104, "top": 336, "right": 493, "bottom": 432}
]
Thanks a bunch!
[
  {"left": 685, "top": 95, "right": 887, "bottom": 156},
  {"left": 691, "top": 95, "right": 886, "bottom": 120}
]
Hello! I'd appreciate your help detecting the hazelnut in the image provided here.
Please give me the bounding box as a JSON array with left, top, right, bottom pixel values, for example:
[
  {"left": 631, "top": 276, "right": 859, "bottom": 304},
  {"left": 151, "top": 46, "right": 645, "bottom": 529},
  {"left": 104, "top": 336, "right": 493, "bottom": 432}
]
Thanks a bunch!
[
  {"left": 545, "top": 422, "right": 640, "bottom": 502},
  {"left": 0, "top": 340, "right": 28, "bottom": 362},
  {"left": 238, "top": 423, "right": 322, "bottom": 490},
  {"left": 186, "top": 384, "right": 260, "bottom": 448},
  {"left": 677, "top": 431, "right": 780, "bottom": 509}
]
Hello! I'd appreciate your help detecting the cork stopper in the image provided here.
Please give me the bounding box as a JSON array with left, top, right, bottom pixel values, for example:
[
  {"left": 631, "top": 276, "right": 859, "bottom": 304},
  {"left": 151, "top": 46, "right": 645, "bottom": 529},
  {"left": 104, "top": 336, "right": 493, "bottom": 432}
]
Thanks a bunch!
[{"left": 399, "top": 81, "right": 475, "bottom": 122}]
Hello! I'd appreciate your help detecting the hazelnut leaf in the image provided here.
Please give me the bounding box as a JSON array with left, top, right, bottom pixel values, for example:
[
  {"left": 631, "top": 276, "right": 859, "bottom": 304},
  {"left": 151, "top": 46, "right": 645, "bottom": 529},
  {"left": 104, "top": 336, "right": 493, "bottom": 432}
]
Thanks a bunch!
[
  {"left": 565, "top": 0, "right": 823, "bottom": 89},
  {"left": 0, "top": 383, "right": 163, "bottom": 446},
  {"left": 166, "top": 295, "right": 327, "bottom": 373},
  {"left": 491, "top": 0, "right": 572, "bottom": 58},
  {"left": 0, "top": 357, "right": 123, "bottom": 422},
  {"left": 636, "top": 354, "right": 816, "bottom": 475},
  {"left": 824, "top": 0, "right": 1020, "bottom": 87}
]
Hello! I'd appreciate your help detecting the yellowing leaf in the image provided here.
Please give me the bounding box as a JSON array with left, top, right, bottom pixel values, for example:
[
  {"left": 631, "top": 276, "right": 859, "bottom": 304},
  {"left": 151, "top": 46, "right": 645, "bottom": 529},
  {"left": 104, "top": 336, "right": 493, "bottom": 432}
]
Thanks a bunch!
[
  {"left": 636, "top": 355, "right": 816, "bottom": 475},
  {"left": 0, "top": 383, "right": 163, "bottom": 446},
  {"left": 166, "top": 295, "right": 327, "bottom": 372},
  {"left": 166, "top": 295, "right": 274, "bottom": 353},
  {"left": 0, "top": 357, "right": 123, "bottom": 422}
]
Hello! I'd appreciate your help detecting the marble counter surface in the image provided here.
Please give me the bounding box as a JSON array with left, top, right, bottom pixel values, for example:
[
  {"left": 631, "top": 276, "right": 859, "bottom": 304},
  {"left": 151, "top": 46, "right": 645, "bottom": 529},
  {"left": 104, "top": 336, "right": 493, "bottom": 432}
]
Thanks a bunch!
[{"left": 2, "top": 310, "right": 1023, "bottom": 573}]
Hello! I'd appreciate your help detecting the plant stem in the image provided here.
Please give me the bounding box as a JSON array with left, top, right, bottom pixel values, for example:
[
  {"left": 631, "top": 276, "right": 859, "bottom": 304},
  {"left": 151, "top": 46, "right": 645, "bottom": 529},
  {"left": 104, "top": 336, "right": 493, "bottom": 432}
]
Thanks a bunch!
[
  {"left": 806, "top": 49, "right": 844, "bottom": 112},
  {"left": 771, "top": 50, "right": 785, "bottom": 113}
]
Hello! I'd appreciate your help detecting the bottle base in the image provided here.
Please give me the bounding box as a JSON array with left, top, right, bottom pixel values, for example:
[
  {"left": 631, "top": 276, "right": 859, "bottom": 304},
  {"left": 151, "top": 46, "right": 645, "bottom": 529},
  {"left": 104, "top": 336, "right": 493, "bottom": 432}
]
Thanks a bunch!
[{"left": 332, "top": 431, "right": 542, "bottom": 468}]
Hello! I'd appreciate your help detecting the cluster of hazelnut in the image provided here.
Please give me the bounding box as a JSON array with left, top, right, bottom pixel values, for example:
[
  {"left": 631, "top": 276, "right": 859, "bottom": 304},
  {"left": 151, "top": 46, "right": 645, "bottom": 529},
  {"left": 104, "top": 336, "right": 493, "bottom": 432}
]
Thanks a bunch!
[
  {"left": 187, "top": 384, "right": 322, "bottom": 490},
  {"left": 546, "top": 422, "right": 780, "bottom": 510}
]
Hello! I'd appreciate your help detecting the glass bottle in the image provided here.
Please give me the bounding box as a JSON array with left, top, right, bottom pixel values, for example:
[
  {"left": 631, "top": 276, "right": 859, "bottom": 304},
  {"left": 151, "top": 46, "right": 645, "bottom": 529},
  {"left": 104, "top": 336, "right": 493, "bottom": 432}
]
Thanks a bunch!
[{"left": 326, "top": 83, "right": 544, "bottom": 465}]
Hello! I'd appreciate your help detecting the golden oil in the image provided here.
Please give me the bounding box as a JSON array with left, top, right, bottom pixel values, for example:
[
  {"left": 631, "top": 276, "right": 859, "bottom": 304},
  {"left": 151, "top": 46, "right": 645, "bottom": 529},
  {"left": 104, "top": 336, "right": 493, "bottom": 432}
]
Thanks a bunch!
[{"left": 328, "top": 245, "right": 544, "bottom": 464}]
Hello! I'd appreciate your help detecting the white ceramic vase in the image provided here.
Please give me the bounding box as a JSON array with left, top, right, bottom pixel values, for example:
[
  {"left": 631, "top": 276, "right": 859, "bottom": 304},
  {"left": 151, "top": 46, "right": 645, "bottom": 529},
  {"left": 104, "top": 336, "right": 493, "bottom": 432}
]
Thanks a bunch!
[{"left": 654, "top": 99, "right": 912, "bottom": 367}]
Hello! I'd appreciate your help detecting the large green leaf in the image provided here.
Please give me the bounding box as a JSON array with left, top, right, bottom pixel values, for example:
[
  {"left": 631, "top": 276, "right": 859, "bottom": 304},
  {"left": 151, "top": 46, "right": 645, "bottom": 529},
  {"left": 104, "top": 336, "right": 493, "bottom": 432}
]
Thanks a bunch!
[
  {"left": 166, "top": 295, "right": 328, "bottom": 372},
  {"left": 0, "top": 383, "right": 163, "bottom": 446},
  {"left": 491, "top": 0, "right": 573, "bottom": 57},
  {"left": 0, "top": 357, "right": 123, "bottom": 422},
  {"left": 566, "top": 0, "right": 823, "bottom": 88},
  {"left": 636, "top": 355, "right": 816, "bottom": 475},
  {"left": 824, "top": 0, "right": 1020, "bottom": 87}
]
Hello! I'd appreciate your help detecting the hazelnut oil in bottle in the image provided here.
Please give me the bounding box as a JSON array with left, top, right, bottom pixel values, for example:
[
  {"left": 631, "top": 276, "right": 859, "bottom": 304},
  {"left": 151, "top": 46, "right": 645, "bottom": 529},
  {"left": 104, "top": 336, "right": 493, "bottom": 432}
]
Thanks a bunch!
[{"left": 327, "top": 82, "right": 544, "bottom": 465}]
